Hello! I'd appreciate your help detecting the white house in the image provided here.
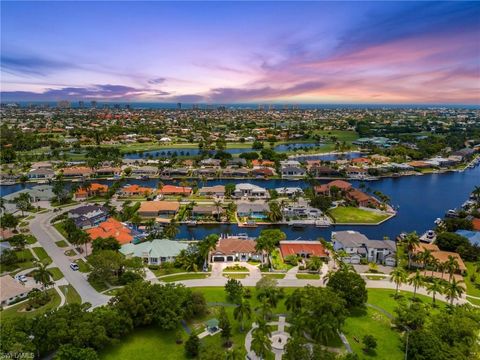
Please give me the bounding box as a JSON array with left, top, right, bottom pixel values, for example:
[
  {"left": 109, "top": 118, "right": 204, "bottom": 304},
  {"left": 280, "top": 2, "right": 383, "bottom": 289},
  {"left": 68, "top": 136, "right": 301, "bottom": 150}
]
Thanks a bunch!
[
  {"left": 233, "top": 183, "right": 269, "bottom": 199},
  {"left": 331, "top": 230, "right": 396, "bottom": 266}
]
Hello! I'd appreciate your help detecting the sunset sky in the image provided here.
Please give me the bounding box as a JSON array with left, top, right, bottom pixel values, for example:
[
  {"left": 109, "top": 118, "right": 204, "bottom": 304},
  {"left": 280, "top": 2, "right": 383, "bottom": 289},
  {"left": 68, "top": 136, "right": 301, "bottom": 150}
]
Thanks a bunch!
[{"left": 1, "top": 1, "right": 479, "bottom": 104}]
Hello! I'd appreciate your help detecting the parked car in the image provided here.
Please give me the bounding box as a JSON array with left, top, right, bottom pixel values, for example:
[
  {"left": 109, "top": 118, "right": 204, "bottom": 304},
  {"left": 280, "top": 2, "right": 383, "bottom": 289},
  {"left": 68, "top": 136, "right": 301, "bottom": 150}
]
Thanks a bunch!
[
  {"left": 15, "top": 274, "right": 28, "bottom": 282},
  {"left": 70, "top": 263, "right": 79, "bottom": 271}
]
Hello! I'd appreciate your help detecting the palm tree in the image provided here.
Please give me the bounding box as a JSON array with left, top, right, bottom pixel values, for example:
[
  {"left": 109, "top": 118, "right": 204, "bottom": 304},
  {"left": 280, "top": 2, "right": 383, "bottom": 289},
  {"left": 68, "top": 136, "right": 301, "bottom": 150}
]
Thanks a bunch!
[
  {"left": 445, "top": 256, "right": 459, "bottom": 282},
  {"left": 408, "top": 270, "right": 425, "bottom": 299},
  {"left": 213, "top": 200, "right": 222, "bottom": 221},
  {"left": 233, "top": 299, "right": 251, "bottom": 331},
  {"left": 444, "top": 278, "right": 465, "bottom": 306},
  {"left": 267, "top": 201, "right": 283, "bottom": 222},
  {"left": 251, "top": 318, "right": 272, "bottom": 359},
  {"left": 419, "top": 249, "right": 433, "bottom": 270},
  {"left": 390, "top": 267, "right": 408, "bottom": 296},
  {"left": 285, "top": 290, "right": 304, "bottom": 312},
  {"left": 32, "top": 262, "right": 53, "bottom": 290},
  {"left": 14, "top": 192, "right": 32, "bottom": 216},
  {"left": 426, "top": 279, "right": 443, "bottom": 305},
  {"left": 162, "top": 219, "right": 179, "bottom": 239},
  {"left": 401, "top": 232, "right": 420, "bottom": 269},
  {"left": 430, "top": 257, "right": 440, "bottom": 277},
  {"left": 198, "top": 234, "right": 218, "bottom": 269},
  {"left": 307, "top": 256, "right": 323, "bottom": 273}
]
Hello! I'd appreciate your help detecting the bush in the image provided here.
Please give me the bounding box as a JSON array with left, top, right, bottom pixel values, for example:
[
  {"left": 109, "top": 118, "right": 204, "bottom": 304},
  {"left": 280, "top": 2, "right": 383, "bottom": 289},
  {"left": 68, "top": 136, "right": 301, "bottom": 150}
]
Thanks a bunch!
[
  {"left": 284, "top": 255, "right": 298, "bottom": 266},
  {"left": 119, "top": 271, "right": 143, "bottom": 285},
  {"left": 185, "top": 333, "right": 200, "bottom": 357}
]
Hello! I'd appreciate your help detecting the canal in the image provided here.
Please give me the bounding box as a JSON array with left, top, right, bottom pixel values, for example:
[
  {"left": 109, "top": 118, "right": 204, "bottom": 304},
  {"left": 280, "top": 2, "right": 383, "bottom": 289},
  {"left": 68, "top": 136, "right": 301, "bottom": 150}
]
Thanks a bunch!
[{"left": 1, "top": 166, "right": 478, "bottom": 240}]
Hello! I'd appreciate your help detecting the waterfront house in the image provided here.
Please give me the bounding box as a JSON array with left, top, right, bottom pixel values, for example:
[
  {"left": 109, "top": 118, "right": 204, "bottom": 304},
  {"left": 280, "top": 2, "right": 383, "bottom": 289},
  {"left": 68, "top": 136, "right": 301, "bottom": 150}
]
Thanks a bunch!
[
  {"left": 193, "top": 168, "right": 218, "bottom": 178},
  {"left": 222, "top": 167, "right": 250, "bottom": 178},
  {"left": 236, "top": 201, "right": 269, "bottom": 219},
  {"left": 27, "top": 168, "right": 55, "bottom": 180},
  {"left": 198, "top": 185, "right": 225, "bottom": 198},
  {"left": 282, "top": 199, "right": 322, "bottom": 219},
  {"left": 306, "top": 163, "right": 340, "bottom": 177},
  {"left": 95, "top": 166, "right": 121, "bottom": 177},
  {"left": 233, "top": 183, "right": 269, "bottom": 199},
  {"left": 3, "top": 185, "right": 54, "bottom": 205},
  {"left": 120, "top": 239, "right": 188, "bottom": 266},
  {"left": 200, "top": 158, "right": 222, "bottom": 167},
  {"left": 74, "top": 183, "right": 109, "bottom": 200},
  {"left": 158, "top": 184, "right": 192, "bottom": 196},
  {"left": 61, "top": 166, "right": 94, "bottom": 178},
  {"left": 332, "top": 230, "right": 396, "bottom": 266},
  {"left": 228, "top": 158, "right": 247, "bottom": 167},
  {"left": 68, "top": 204, "right": 109, "bottom": 229},
  {"left": 346, "top": 189, "right": 381, "bottom": 208},
  {"left": 279, "top": 241, "right": 328, "bottom": 260},
  {"left": 275, "top": 187, "right": 303, "bottom": 198},
  {"left": 413, "top": 243, "right": 466, "bottom": 274},
  {"left": 138, "top": 201, "right": 180, "bottom": 218},
  {"left": 344, "top": 166, "right": 368, "bottom": 179},
  {"left": 130, "top": 166, "right": 159, "bottom": 177},
  {"left": 0, "top": 275, "right": 34, "bottom": 306},
  {"left": 191, "top": 205, "right": 223, "bottom": 218},
  {"left": 280, "top": 160, "right": 301, "bottom": 167},
  {"left": 252, "top": 167, "right": 275, "bottom": 178},
  {"left": 161, "top": 167, "right": 190, "bottom": 177},
  {"left": 210, "top": 237, "right": 263, "bottom": 262},
  {"left": 119, "top": 184, "right": 155, "bottom": 197},
  {"left": 314, "top": 180, "right": 352, "bottom": 196},
  {"left": 252, "top": 159, "right": 275, "bottom": 168},
  {"left": 86, "top": 218, "right": 141, "bottom": 245},
  {"left": 281, "top": 165, "right": 306, "bottom": 179}
]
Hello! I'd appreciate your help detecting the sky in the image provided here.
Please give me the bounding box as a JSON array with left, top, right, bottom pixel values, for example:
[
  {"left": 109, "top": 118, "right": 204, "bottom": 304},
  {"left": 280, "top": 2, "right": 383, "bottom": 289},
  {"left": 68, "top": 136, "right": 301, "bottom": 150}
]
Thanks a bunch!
[{"left": 1, "top": 1, "right": 479, "bottom": 104}]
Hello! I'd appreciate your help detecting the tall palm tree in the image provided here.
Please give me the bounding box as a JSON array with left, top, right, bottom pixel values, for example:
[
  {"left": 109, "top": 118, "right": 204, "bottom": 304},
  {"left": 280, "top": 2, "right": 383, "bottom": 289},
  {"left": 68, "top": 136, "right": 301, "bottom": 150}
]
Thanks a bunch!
[
  {"left": 285, "top": 290, "right": 304, "bottom": 313},
  {"left": 198, "top": 234, "right": 218, "bottom": 269},
  {"left": 444, "top": 278, "right": 465, "bottom": 306},
  {"left": 445, "top": 256, "right": 459, "bottom": 282},
  {"left": 251, "top": 318, "right": 272, "bottom": 359},
  {"left": 426, "top": 279, "right": 443, "bottom": 305},
  {"left": 408, "top": 270, "right": 425, "bottom": 299},
  {"left": 401, "top": 232, "right": 420, "bottom": 269},
  {"left": 419, "top": 249, "right": 433, "bottom": 270},
  {"left": 430, "top": 257, "right": 440, "bottom": 277},
  {"left": 233, "top": 299, "right": 251, "bottom": 331},
  {"left": 390, "top": 267, "right": 408, "bottom": 296},
  {"left": 32, "top": 262, "right": 53, "bottom": 290},
  {"left": 213, "top": 200, "right": 222, "bottom": 221},
  {"left": 267, "top": 201, "right": 283, "bottom": 222}
]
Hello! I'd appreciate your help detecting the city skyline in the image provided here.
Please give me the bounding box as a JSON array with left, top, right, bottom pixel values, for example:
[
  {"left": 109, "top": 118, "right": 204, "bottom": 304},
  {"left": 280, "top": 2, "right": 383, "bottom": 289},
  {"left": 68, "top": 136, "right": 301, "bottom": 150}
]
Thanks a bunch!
[{"left": 1, "top": 1, "right": 479, "bottom": 104}]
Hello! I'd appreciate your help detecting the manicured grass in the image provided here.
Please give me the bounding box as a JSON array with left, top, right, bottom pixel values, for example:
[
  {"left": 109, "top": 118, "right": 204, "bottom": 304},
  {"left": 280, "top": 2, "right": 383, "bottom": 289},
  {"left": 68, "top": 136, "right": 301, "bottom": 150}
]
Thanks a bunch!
[
  {"left": 1, "top": 289, "right": 61, "bottom": 320},
  {"left": 59, "top": 285, "right": 82, "bottom": 304},
  {"left": 100, "top": 327, "right": 187, "bottom": 360},
  {"left": 160, "top": 273, "right": 210, "bottom": 282},
  {"left": 48, "top": 267, "right": 64, "bottom": 281},
  {"left": 149, "top": 267, "right": 185, "bottom": 277},
  {"left": 64, "top": 249, "right": 76, "bottom": 257},
  {"left": 343, "top": 307, "right": 403, "bottom": 360},
  {"left": 55, "top": 240, "right": 68, "bottom": 248},
  {"left": 32, "top": 247, "right": 52, "bottom": 265},
  {"left": 296, "top": 273, "right": 320, "bottom": 279},
  {"left": 223, "top": 273, "right": 248, "bottom": 279},
  {"left": 466, "top": 297, "right": 480, "bottom": 306},
  {"left": 366, "top": 288, "right": 446, "bottom": 314},
  {"left": 25, "top": 235, "right": 37, "bottom": 245},
  {"left": 261, "top": 273, "right": 286, "bottom": 279},
  {"left": 53, "top": 222, "right": 68, "bottom": 238},
  {"left": 88, "top": 278, "right": 109, "bottom": 292},
  {"left": 464, "top": 262, "right": 480, "bottom": 297},
  {"left": 328, "top": 207, "right": 391, "bottom": 224},
  {"left": 75, "top": 258, "right": 91, "bottom": 273}
]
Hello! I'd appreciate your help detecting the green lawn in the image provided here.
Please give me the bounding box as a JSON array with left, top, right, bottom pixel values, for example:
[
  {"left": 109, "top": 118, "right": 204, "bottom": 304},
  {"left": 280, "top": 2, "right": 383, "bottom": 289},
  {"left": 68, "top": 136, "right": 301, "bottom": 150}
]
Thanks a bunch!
[
  {"left": 328, "top": 207, "right": 391, "bottom": 224},
  {"left": 0, "top": 249, "right": 35, "bottom": 273},
  {"left": 366, "top": 288, "right": 446, "bottom": 314},
  {"left": 32, "top": 247, "right": 52, "bottom": 265},
  {"left": 100, "top": 327, "right": 187, "bottom": 360},
  {"left": 48, "top": 267, "right": 64, "bottom": 281},
  {"left": 343, "top": 307, "right": 403, "bottom": 360},
  {"left": 160, "top": 273, "right": 210, "bottom": 282},
  {"left": 53, "top": 222, "right": 68, "bottom": 238},
  {"left": 25, "top": 235, "right": 37, "bottom": 245},
  {"left": 75, "top": 258, "right": 91, "bottom": 273},
  {"left": 1, "top": 289, "right": 61, "bottom": 320},
  {"left": 270, "top": 248, "right": 292, "bottom": 271},
  {"left": 149, "top": 267, "right": 186, "bottom": 277},
  {"left": 59, "top": 285, "right": 82, "bottom": 304},
  {"left": 296, "top": 273, "right": 320, "bottom": 280},
  {"left": 464, "top": 262, "right": 480, "bottom": 297},
  {"left": 88, "top": 278, "right": 109, "bottom": 292},
  {"left": 55, "top": 240, "right": 69, "bottom": 248}
]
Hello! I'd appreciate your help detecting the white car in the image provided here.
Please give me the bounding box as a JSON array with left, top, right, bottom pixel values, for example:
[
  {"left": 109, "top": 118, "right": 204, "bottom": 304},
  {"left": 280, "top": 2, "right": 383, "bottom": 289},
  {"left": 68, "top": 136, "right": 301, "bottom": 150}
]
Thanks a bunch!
[
  {"left": 15, "top": 274, "right": 28, "bottom": 282},
  {"left": 70, "top": 263, "right": 79, "bottom": 271}
]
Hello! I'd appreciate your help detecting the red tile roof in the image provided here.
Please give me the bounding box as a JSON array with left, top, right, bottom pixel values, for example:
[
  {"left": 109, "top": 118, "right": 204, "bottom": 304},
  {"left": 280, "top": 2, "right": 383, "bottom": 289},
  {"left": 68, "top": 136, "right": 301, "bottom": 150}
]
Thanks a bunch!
[
  {"left": 86, "top": 218, "right": 133, "bottom": 245},
  {"left": 214, "top": 238, "right": 257, "bottom": 255},
  {"left": 279, "top": 241, "right": 327, "bottom": 258},
  {"left": 158, "top": 185, "right": 192, "bottom": 195}
]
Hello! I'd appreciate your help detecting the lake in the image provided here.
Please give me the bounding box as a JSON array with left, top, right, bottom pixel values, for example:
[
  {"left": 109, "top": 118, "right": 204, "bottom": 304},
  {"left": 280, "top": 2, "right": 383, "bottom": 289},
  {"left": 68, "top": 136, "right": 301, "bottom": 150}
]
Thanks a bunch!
[{"left": 123, "top": 142, "right": 323, "bottom": 159}]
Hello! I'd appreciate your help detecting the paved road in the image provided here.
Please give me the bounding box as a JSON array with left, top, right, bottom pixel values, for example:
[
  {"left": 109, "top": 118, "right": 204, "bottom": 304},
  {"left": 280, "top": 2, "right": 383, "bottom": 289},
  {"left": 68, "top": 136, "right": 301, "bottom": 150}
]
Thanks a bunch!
[{"left": 29, "top": 210, "right": 110, "bottom": 308}]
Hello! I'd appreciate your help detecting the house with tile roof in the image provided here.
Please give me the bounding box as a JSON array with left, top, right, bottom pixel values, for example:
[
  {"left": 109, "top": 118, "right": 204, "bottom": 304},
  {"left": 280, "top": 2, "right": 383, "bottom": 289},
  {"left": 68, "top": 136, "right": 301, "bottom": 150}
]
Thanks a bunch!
[
  {"left": 138, "top": 201, "right": 180, "bottom": 218},
  {"left": 119, "top": 184, "right": 155, "bottom": 197},
  {"left": 210, "top": 237, "right": 263, "bottom": 262},
  {"left": 279, "top": 241, "right": 328, "bottom": 260},
  {"left": 120, "top": 239, "right": 188, "bottom": 266},
  {"left": 74, "top": 183, "right": 109, "bottom": 200},
  {"left": 158, "top": 185, "right": 192, "bottom": 196},
  {"left": 86, "top": 218, "right": 142, "bottom": 245}
]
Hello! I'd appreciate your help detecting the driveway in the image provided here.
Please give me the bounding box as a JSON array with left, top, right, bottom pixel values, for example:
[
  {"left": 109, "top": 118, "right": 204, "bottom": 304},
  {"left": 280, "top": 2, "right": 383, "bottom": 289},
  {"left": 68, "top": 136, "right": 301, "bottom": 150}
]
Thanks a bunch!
[{"left": 29, "top": 209, "right": 110, "bottom": 308}]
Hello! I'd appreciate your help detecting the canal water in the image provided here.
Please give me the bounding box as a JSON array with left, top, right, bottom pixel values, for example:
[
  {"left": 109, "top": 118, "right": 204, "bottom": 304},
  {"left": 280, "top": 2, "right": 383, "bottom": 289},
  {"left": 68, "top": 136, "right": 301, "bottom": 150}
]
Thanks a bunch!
[{"left": 2, "top": 166, "right": 478, "bottom": 241}]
